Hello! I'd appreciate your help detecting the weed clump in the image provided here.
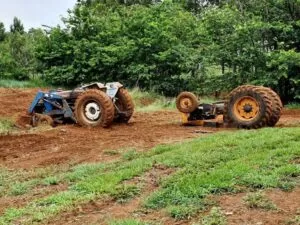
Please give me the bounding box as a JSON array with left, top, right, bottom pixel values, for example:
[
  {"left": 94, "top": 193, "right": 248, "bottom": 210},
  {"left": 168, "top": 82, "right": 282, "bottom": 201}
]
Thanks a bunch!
[
  {"left": 243, "top": 191, "right": 277, "bottom": 210},
  {"left": 111, "top": 185, "right": 141, "bottom": 203},
  {"left": 198, "top": 207, "right": 227, "bottom": 225}
]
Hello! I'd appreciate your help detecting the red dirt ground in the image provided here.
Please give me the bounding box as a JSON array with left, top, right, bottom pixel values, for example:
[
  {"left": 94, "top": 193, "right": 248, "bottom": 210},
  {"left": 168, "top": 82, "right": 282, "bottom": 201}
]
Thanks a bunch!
[
  {"left": 1, "top": 88, "right": 300, "bottom": 225},
  {"left": 0, "top": 88, "right": 212, "bottom": 169},
  {"left": 217, "top": 188, "right": 300, "bottom": 225},
  {"left": 0, "top": 87, "right": 299, "bottom": 169}
]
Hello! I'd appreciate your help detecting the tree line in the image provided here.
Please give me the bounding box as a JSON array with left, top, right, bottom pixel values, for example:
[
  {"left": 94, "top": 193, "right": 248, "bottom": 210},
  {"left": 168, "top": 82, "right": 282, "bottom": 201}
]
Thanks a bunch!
[{"left": 0, "top": 0, "right": 299, "bottom": 102}]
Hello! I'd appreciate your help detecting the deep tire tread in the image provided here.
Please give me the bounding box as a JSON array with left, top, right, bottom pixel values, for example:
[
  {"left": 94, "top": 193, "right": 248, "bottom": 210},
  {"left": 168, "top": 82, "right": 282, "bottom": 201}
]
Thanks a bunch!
[
  {"left": 115, "top": 88, "right": 134, "bottom": 123},
  {"left": 261, "top": 87, "right": 283, "bottom": 127},
  {"left": 224, "top": 85, "right": 273, "bottom": 129}
]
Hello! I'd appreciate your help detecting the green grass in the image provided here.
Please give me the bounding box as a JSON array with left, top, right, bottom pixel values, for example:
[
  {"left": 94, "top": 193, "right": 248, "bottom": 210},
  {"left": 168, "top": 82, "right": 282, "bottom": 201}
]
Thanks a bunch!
[
  {"left": 0, "top": 128, "right": 299, "bottom": 224},
  {"left": 129, "top": 88, "right": 175, "bottom": 112},
  {"left": 111, "top": 184, "right": 141, "bottom": 203},
  {"left": 0, "top": 165, "right": 70, "bottom": 198},
  {"left": 0, "top": 118, "right": 14, "bottom": 134},
  {"left": 243, "top": 191, "right": 277, "bottom": 210},
  {"left": 286, "top": 103, "right": 300, "bottom": 109},
  {"left": 129, "top": 88, "right": 217, "bottom": 112},
  {"left": 198, "top": 207, "right": 227, "bottom": 225},
  {"left": 286, "top": 215, "right": 300, "bottom": 225},
  {"left": 0, "top": 79, "right": 49, "bottom": 88}
]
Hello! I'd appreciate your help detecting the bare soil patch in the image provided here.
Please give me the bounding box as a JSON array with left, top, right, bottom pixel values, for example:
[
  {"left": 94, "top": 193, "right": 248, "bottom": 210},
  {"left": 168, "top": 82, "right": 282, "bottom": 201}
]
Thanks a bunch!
[
  {"left": 217, "top": 188, "right": 300, "bottom": 225},
  {"left": 0, "top": 88, "right": 217, "bottom": 169}
]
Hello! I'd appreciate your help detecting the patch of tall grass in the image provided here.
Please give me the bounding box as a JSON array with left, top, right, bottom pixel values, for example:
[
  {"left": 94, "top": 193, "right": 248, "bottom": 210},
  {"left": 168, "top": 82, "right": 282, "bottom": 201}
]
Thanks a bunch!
[
  {"left": 0, "top": 118, "right": 14, "bottom": 134},
  {"left": 129, "top": 88, "right": 218, "bottom": 112},
  {"left": 0, "top": 79, "right": 49, "bottom": 88}
]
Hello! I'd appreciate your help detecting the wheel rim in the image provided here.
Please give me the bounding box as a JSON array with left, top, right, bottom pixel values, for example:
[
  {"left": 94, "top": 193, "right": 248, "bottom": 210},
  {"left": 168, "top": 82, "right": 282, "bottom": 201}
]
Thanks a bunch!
[
  {"left": 233, "top": 96, "right": 260, "bottom": 121},
  {"left": 84, "top": 102, "right": 101, "bottom": 121},
  {"left": 180, "top": 97, "right": 193, "bottom": 111}
]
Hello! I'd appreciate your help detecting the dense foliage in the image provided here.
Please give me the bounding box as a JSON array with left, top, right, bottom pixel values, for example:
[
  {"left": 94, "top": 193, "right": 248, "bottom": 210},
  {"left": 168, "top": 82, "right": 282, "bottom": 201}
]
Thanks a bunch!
[
  {"left": 0, "top": 0, "right": 299, "bottom": 101},
  {"left": 0, "top": 17, "right": 46, "bottom": 80}
]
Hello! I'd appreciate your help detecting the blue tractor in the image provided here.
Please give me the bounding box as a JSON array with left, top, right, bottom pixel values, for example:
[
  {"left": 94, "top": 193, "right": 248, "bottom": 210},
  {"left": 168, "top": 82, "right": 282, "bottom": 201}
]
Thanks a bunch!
[{"left": 28, "top": 82, "right": 134, "bottom": 127}]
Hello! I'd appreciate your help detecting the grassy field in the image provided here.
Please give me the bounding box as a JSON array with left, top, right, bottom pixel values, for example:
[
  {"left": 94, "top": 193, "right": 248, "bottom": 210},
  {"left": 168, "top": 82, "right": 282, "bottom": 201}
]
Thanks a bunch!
[
  {"left": 130, "top": 88, "right": 217, "bottom": 112},
  {"left": 0, "top": 127, "right": 299, "bottom": 224},
  {"left": 0, "top": 79, "right": 49, "bottom": 88},
  {"left": 286, "top": 103, "right": 300, "bottom": 109}
]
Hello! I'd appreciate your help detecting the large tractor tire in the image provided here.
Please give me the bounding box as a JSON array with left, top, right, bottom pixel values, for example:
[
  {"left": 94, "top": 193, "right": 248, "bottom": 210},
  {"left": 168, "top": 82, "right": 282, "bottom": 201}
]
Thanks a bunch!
[
  {"left": 223, "top": 85, "right": 254, "bottom": 123},
  {"left": 74, "top": 89, "right": 114, "bottom": 127},
  {"left": 114, "top": 88, "right": 134, "bottom": 123},
  {"left": 261, "top": 87, "right": 283, "bottom": 127},
  {"left": 176, "top": 92, "right": 199, "bottom": 113},
  {"left": 224, "top": 85, "right": 272, "bottom": 129}
]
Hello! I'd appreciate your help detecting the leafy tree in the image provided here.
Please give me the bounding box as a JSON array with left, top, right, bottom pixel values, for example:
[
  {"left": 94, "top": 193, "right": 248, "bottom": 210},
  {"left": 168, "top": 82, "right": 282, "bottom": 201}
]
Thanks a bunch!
[
  {"left": 0, "top": 29, "right": 46, "bottom": 80},
  {"left": 38, "top": 2, "right": 202, "bottom": 95},
  {"left": 0, "top": 0, "right": 298, "bottom": 102},
  {"left": 196, "top": 1, "right": 300, "bottom": 102},
  {"left": 10, "top": 17, "right": 25, "bottom": 34},
  {"left": 0, "top": 22, "right": 5, "bottom": 41}
]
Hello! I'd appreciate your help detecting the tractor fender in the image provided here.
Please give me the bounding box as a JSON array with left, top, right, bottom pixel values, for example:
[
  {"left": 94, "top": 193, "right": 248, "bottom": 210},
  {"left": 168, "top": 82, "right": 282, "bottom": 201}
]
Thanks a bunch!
[
  {"left": 105, "top": 82, "right": 124, "bottom": 98},
  {"left": 81, "top": 82, "right": 107, "bottom": 91}
]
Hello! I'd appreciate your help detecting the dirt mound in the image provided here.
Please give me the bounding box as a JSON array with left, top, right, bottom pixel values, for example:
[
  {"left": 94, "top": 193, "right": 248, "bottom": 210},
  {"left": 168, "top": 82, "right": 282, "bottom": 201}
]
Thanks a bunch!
[
  {"left": 14, "top": 114, "right": 32, "bottom": 128},
  {"left": 0, "top": 88, "right": 40, "bottom": 118}
]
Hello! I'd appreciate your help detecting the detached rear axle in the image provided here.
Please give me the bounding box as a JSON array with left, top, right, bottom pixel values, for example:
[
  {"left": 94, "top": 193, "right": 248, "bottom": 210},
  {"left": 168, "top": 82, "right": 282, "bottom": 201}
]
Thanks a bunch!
[{"left": 176, "top": 85, "right": 283, "bottom": 129}]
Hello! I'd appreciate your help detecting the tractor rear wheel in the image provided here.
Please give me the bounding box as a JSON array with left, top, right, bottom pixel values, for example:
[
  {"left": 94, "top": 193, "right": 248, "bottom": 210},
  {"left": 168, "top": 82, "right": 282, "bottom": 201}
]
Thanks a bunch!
[
  {"left": 223, "top": 85, "right": 255, "bottom": 124},
  {"left": 261, "top": 87, "right": 283, "bottom": 127},
  {"left": 225, "top": 86, "right": 272, "bottom": 129},
  {"left": 176, "top": 92, "right": 199, "bottom": 113},
  {"left": 74, "top": 89, "right": 114, "bottom": 127},
  {"left": 114, "top": 88, "right": 134, "bottom": 123}
]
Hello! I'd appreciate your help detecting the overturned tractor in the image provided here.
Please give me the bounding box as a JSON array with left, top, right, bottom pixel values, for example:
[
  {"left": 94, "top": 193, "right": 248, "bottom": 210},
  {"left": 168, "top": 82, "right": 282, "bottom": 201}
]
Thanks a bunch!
[
  {"left": 176, "top": 85, "right": 283, "bottom": 129},
  {"left": 23, "top": 82, "right": 134, "bottom": 128}
]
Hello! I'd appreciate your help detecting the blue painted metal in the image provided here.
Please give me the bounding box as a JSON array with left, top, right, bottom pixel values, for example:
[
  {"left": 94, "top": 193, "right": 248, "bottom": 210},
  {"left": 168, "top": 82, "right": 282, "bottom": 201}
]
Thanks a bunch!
[
  {"left": 28, "top": 91, "right": 44, "bottom": 114},
  {"left": 28, "top": 90, "right": 75, "bottom": 121},
  {"left": 28, "top": 82, "right": 123, "bottom": 124}
]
